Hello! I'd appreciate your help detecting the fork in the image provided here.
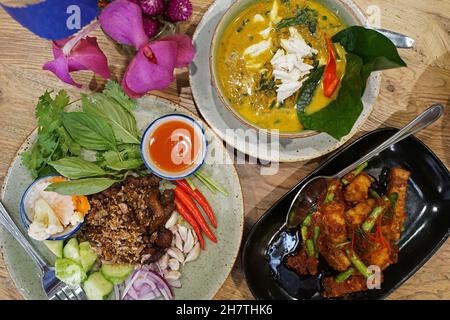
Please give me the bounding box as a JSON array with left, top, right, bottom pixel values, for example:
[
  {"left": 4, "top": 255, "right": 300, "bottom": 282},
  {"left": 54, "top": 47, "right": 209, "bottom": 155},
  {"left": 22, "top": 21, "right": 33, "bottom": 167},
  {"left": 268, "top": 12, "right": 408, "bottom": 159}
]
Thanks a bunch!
[{"left": 0, "top": 200, "right": 86, "bottom": 300}]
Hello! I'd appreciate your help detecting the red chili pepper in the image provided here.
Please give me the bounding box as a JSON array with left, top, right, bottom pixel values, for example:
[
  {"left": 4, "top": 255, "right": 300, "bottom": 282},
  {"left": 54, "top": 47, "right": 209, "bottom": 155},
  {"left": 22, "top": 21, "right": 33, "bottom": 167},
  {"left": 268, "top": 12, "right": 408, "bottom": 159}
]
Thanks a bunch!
[
  {"left": 174, "top": 198, "right": 205, "bottom": 250},
  {"left": 174, "top": 187, "right": 217, "bottom": 243},
  {"left": 323, "top": 33, "right": 340, "bottom": 98},
  {"left": 176, "top": 180, "right": 217, "bottom": 228}
]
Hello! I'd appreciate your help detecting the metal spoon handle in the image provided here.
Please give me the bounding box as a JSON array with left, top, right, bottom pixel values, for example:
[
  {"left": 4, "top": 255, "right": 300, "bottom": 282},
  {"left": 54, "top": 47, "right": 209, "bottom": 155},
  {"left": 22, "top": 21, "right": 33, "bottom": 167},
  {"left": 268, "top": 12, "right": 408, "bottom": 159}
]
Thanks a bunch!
[
  {"left": 372, "top": 28, "right": 415, "bottom": 49},
  {"left": 0, "top": 201, "right": 48, "bottom": 272},
  {"left": 336, "top": 104, "right": 444, "bottom": 178}
]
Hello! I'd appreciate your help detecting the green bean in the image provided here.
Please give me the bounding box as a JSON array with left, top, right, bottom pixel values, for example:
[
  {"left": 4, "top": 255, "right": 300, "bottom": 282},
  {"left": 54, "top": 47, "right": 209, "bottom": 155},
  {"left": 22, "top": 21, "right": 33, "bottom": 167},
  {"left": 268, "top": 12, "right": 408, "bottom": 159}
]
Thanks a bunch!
[
  {"left": 361, "top": 206, "right": 385, "bottom": 232},
  {"left": 324, "top": 184, "right": 337, "bottom": 204},
  {"left": 335, "top": 267, "right": 355, "bottom": 283},
  {"left": 301, "top": 214, "right": 312, "bottom": 242},
  {"left": 306, "top": 239, "right": 315, "bottom": 257},
  {"left": 368, "top": 189, "right": 381, "bottom": 199},
  {"left": 346, "top": 249, "right": 371, "bottom": 278},
  {"left": 341, "top": 178, "right": 350, "bottom": 185},
  {"left": 352, "top": 162, "right": 368, "bottom": 176},
  {"left": 313, "top": 226, "right": 320, "bottom": 258},
  {"left": 301, "top": 225, "right": 308, "bottom": 242}
]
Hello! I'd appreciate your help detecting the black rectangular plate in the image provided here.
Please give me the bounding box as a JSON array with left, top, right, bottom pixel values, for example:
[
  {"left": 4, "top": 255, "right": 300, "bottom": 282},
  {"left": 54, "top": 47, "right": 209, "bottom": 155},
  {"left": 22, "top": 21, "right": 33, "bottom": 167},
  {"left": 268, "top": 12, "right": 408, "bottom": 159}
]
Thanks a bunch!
[{"left": 242, "top": 128, "right": 450, "bottom": 300}]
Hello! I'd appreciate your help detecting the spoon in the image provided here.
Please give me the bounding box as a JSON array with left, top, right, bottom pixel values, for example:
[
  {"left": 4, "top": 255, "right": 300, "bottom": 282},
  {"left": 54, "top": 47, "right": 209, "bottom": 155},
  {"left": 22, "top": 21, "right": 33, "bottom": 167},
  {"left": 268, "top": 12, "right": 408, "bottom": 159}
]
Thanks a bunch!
[
  {"left": 286, "top": 104, "right": 444, "bottom": 229},
  {"left": 373, "top": 28, "right": 415, "bottom": 49}
]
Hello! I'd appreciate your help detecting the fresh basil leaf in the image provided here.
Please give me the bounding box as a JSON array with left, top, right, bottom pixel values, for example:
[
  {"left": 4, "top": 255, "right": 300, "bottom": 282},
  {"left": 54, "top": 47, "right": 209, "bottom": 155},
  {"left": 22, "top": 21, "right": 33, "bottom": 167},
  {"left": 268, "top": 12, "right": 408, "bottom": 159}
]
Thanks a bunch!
[
  {"left": 105, "top": 159, "right": 144, "bottom": 171},
  {"left": 46, "top": 178, "right": 119, "bottom": 196},
  {"left": 82, "top": 94, "right": 140, "bottom": 144},
  {"left": 103, "top": 80, "right": 136, "bottom": 111},
  {"left": 296, "top": 66, "right": 325, "bottom": 112},
  {"left": 49, "top": 157, "right": 106, "bottom": 179},
  {"left": 298, "top": 54, "right": 364, "bottom": 140},
  {"left": 62, "top": 112, "right": 117, "bottom": 151},
  {"left": 332, "top": 26, "right": 407, "bottom": 82}
]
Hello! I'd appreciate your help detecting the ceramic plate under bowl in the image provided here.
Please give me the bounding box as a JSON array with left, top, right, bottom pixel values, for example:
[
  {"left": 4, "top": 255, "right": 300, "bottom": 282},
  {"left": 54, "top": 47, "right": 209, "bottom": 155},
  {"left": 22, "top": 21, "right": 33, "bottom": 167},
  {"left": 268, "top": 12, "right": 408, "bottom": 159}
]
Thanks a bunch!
[
  {"left": 189, "top": 0, "right": 381, "bottom": 162},
  {"left": 0, "top": 95, "right": 244, "bottom": 300},
  {"left": 242, "top": 128, "right": 450, "bottom": 299}
]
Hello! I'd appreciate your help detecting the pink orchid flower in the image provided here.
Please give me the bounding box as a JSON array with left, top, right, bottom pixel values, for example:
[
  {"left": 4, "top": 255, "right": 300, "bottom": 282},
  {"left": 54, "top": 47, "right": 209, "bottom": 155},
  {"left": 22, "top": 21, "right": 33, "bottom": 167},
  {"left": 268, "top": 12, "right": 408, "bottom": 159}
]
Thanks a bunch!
[
  {"left": 43, "top": 22, "right": 110, "bottom": 88},
  {"left": 99, "top": 0, "right": 195, "bottom": 98}
]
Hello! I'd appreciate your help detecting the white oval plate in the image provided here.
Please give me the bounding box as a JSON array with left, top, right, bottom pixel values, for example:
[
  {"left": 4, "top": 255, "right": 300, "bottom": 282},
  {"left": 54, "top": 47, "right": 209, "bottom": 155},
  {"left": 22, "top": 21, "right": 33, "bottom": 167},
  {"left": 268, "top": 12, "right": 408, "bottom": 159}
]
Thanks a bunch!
[
  {"left": 0, "top": 95, "right": 244, "bottom": 300},
  {"left": 189, "top": 0, "right": 381, "bottom": 162}
]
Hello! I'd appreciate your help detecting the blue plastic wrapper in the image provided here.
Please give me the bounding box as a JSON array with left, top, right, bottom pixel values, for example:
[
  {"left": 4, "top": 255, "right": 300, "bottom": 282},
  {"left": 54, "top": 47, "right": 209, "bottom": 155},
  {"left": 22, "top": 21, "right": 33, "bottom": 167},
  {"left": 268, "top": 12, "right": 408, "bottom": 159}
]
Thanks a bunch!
[{"left": 1, "top": 0, "right": 99, "bottom": 40}]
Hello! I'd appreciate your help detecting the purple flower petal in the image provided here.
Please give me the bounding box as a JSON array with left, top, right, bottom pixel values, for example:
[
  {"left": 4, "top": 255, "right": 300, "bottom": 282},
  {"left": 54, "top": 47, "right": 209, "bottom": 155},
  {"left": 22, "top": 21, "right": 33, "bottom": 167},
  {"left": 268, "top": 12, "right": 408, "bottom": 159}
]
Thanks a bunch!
[
  {"left": 159, "top": 34, "right": 195, "bottom": 68},
  {"left": 43, "top": 54, "right": 82, "bottom": 88},
  {"left": 43, "top": 35, "right": 110, "bottom": 87},
  {"left": 70, "top": 37, "right": 111, "bottom": 79},
  {"left": 99, "top": 0, "right": 148, "bottom": 49},
  {"left": 122, "top": 42, "right": 178, "bottom": 97}
]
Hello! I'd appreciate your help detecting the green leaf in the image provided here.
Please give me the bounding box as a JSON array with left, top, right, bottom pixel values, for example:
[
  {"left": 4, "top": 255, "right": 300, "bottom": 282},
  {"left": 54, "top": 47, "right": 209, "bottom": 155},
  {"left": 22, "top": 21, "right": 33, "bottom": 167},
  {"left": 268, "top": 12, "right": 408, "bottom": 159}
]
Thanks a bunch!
[
  {"left": 332, "top": 26, "right": 407, "bottom": 83},
  {"left": 46, "top": 178, "right": 119, "bottom": 196},
  {"left": 22, "top": 90, "right": 79, "bottom": 179},
  {"left": 296, "top": 66, "right": 324, "bottom": 112},
  {"left": 62, "top": 112, "right": 117, "bottom": 151},
  {"left": 298, "top": 54, "right": 364, "bottom": 140},
  {"left": 103, "top": 80, "right": 136, "bottom": 111},
  {"left": 276, "top": 7, "right": 318, "bottom": 31},
  {"left": 81, "top": 94, "right": 140, "bottom": 145},
  {"left": 105, "top": 158, "right": 143, "bottom": 171},
  {"left": 49, "top": 157, "right": 106, "bottom": 179}
]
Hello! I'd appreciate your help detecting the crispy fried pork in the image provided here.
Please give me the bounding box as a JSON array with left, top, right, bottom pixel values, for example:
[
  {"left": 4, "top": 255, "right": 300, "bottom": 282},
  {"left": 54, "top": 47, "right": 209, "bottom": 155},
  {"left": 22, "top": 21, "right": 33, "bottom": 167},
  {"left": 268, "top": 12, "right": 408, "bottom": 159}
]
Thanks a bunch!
[
  {"left": 285, "top": 167, "right": 410, "bottom": 298},
  {"left": 78, "top": 175, "right": 175, "bottom": 264}
]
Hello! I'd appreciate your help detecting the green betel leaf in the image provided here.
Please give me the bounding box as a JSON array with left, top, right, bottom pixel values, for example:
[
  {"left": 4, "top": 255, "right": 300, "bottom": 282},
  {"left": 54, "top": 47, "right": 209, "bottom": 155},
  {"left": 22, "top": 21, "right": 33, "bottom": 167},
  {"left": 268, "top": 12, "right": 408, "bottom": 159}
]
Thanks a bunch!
[
  {"left": 62, "top": 112, "right": 117, "bottom": 151},
  {"left": 332, "top": 26, "right": 407, "bottom": 82},
  {"left": 49, "top": 157, "right": 106, "bottom": 179},
  {"left": 82, "top": 94, "right": 140, "bottom": 145},
  {"left": 298, "top": 54, "right": 364, "bottom": 140},
  {"left": 46, "top": 178, "right": 119, "bottom": 196}
]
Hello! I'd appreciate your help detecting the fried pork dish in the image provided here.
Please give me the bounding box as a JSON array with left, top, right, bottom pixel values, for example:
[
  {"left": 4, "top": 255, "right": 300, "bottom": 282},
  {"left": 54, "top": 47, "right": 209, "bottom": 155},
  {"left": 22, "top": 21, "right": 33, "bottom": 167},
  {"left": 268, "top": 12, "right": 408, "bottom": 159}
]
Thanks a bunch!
[
  {"left": 78, "top": 175, "right": 175, "bottom": 265},
  {"left": 285, "top": 166, "right": 411, "bottom": 298}
]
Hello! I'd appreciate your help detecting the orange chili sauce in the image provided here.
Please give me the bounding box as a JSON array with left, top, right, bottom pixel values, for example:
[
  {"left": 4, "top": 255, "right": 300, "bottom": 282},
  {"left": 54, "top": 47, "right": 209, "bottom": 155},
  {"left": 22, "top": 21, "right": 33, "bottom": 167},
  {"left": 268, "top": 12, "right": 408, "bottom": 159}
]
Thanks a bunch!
[{"left": 149, "top": 120, "right": 201, "bottom": 173}]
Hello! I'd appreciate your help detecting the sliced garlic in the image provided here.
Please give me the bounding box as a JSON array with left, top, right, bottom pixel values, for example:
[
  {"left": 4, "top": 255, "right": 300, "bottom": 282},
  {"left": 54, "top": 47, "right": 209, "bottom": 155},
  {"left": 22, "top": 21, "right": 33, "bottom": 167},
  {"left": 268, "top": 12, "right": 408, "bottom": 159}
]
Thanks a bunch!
[
  {"left": 175, "top": 231, "right": 184, "bottom": 252},
  {"left": 165, "top": 211, "right": 178, "bottom": 229},
  {"left": 168, "top": 258, "right": 180, "bottom": 271},
  {"left": 178, "top": 225, "right": 188, "bottom": 242},
  {"left": 183, "top": 230, "right": 195, "bottom": 253},
  {"left": 158, "top": 253, "right": 169, "bottom": 270},
  {"left": 168, "top": 247, "right": 184, "bottom": 263},
  {"left": 184, "top": 242, "right": 200, "bottom": 264},
  {"left": 165, "top": 270, "right": 182, "bottom": 281}
]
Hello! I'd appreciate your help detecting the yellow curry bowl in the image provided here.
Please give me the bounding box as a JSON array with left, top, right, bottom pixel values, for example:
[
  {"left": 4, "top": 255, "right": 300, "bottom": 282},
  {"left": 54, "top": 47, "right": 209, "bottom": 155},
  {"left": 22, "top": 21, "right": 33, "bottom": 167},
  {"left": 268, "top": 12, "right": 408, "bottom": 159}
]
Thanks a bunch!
[{"left": 210, "top": 0, "right": 368, "bottom": 139}]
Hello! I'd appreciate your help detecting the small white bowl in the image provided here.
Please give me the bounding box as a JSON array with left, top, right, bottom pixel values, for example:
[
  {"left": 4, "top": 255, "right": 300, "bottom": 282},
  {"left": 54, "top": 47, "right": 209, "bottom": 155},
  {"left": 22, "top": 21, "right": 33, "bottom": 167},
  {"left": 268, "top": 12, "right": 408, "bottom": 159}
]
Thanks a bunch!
[
  {"left": 140, "top": 114, "right": 208, "bottom": 180},
  {"left": 20, "top": 175, "right": 84, "bottom": 241}
]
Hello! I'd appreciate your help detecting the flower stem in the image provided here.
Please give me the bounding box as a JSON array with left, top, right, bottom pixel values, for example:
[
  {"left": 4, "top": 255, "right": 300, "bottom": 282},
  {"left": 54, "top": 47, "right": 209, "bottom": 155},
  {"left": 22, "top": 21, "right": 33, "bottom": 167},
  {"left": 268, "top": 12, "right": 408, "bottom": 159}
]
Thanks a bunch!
[{"left": 63, "top": 20, "right": 100, "bottom": 56}]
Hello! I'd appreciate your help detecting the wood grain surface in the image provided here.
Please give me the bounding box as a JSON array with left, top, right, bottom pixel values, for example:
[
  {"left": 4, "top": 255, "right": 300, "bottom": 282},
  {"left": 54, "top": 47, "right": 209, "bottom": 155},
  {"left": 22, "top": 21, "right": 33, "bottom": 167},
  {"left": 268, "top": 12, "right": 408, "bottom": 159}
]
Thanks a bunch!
[{"left": 0, "top": 0, "right": 449, "bottom": 300}]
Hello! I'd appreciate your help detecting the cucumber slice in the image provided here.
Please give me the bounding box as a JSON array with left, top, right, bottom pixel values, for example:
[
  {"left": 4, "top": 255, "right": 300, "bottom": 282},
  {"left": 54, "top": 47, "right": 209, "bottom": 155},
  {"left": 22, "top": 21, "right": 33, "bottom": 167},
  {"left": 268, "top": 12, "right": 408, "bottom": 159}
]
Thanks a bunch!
[
  {"left": 63, "top": 238, "right": 80, "bottom": 264},
  {"left": 44, "top": 240, "right": 63, "bottom": 258},
  {"left": 101, "top": 264, "right": 134, "bottom": 285},
  {"left": 55, "top": 258, "right": 87, "bottom": 286},
  {"left": 83, "top": 272, "right": 113, "bottom": 300},
  {"left": 79, "top": 242, "right": 97, "bottom": 271}
]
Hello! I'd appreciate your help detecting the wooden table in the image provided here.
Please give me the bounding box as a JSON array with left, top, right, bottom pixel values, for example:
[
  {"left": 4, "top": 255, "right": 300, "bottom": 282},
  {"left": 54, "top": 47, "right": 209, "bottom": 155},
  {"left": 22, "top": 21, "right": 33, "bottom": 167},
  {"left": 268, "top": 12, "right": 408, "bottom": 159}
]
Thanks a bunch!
[{"left": 0, "top": 0, "right": 449, "bottom": 300}]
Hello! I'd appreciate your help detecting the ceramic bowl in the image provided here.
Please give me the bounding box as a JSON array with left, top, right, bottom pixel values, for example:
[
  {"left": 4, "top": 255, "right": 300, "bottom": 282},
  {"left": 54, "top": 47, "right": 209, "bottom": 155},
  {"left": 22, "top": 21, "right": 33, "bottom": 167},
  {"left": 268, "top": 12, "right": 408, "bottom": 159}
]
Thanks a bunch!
[
  {"left": 140, "top": 114, "right": 208, "bottom": 180},
  {"left": 210, "top": 0, "right": 367, "bottom": 139},
  {"left": 20, "top": 175, "right": 84, "bottom": 241}
]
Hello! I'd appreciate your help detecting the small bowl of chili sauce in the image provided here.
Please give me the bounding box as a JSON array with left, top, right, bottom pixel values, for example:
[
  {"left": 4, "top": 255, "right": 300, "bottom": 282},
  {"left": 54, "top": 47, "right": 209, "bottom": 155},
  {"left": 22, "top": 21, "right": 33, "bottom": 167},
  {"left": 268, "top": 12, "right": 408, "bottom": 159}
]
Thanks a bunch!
[{"left": 141, "top": 114, "right": 207, "bottom": 180}]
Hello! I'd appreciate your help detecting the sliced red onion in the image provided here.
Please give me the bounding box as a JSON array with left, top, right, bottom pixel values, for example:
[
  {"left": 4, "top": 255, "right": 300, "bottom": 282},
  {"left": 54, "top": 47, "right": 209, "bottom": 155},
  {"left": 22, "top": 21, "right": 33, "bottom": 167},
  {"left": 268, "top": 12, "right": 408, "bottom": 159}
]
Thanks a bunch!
[{"left": 145, "top": 271, "right": 173, "bottom": 300}]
